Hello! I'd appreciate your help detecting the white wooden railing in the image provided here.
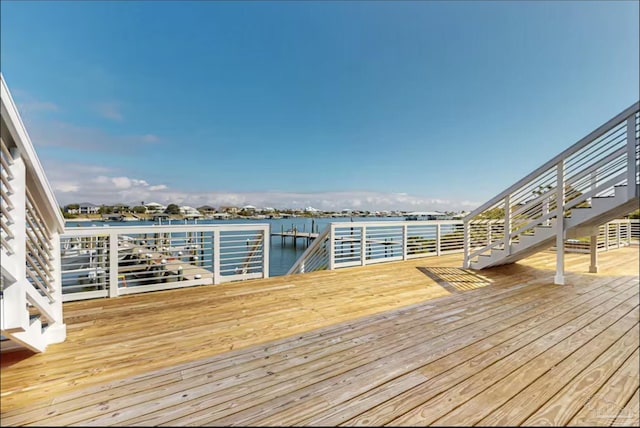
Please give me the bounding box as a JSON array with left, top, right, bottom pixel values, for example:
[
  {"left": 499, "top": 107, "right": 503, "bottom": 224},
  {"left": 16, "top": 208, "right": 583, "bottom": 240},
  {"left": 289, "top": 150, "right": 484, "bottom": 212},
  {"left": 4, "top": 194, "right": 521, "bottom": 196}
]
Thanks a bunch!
[
  {"left": 288, "top": 220, "right": 466, "bottom": 274},
  {"left": 1, "top": 74, "right": 66, "bottom": 353},
  {"left": 288, "top": 218, "right": 636, "bottom": 276},
  {"left": 60, "top": 224, "right": 270, "bottom": 301},
  {"left": 464, "top": 102, "right": 639, "bottom": 284},
  {"left": 559, "top": 219, "right": 633, "bottom": 253},
  {"left": 630, "top": 219, "right": 639, "bottom": 243}
]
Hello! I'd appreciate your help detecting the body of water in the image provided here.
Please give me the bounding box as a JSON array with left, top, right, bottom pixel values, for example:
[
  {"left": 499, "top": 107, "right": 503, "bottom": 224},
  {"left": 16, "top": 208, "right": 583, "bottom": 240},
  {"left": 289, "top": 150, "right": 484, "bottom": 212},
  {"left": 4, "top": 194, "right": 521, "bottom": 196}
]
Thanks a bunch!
[{"left": 64, "top": 216, "right": 406, "bottom": 276}]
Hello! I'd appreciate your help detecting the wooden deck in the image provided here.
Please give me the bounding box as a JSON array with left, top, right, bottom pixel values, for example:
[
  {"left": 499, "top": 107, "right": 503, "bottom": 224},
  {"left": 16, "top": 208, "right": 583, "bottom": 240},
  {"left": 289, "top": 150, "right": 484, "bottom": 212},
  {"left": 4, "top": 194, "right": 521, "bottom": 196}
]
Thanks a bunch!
[{"left": 1, "top": 247, "right": 638, "bottom": 426}]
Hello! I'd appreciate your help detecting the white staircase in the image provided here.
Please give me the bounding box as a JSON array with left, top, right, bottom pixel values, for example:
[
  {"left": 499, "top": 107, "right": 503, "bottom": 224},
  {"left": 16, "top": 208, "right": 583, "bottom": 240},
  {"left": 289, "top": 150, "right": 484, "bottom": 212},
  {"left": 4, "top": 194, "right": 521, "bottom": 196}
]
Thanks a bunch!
[
  {"left": 1, "top": 74, "right": 67, "bottom": 353},
  {"left": 464, "top": 102, "right": 639, "bottom": 283}
]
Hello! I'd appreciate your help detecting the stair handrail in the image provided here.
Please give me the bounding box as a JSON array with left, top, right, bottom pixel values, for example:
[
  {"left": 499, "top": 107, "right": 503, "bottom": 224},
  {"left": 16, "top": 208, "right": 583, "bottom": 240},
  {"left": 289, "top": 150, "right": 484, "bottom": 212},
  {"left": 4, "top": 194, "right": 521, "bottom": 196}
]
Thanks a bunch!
[
  {"left": 287, "top": 226, "right": 331, "bottom": 275},
  {"left": 241, "top": 232, "right": 265, "bottom": 273},
  {"left": 465, "top": 102, "right": 639, "bottom": 220}
]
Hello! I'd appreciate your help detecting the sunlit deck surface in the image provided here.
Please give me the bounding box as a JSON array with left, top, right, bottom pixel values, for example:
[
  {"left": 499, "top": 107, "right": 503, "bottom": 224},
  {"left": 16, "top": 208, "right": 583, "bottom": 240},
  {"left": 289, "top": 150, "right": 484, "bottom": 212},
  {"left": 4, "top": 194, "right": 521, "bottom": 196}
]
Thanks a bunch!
[{"left": 1, "top": 247, "right": 639, "bottom": 426}]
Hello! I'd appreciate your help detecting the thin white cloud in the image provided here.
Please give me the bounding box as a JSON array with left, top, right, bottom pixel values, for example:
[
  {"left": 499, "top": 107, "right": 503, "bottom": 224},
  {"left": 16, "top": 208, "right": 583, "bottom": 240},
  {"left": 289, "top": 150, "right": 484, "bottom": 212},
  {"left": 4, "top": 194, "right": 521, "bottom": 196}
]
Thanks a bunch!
[
  {"left": 12, "top": 89, "right": 61, "bottom": 116},
  {"left": 18, "top": 100, "right": 60, "bottom": 113},
  {"left": 52, "top": 182, "right": 80, "bottom": 193},
  {"left": 93, "top": 102, "right": 123, "bottom": 121},
  {"left": 28, "top": 120, "right": 161, "bottom": 152},
  {"left": 111, "top": 177, "right": 135, "bottom": 189}
]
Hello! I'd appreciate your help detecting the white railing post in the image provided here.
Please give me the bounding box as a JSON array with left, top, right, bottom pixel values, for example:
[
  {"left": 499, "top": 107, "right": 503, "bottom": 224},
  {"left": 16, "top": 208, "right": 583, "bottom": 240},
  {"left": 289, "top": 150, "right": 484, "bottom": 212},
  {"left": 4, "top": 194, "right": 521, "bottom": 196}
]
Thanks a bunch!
[
  {"left": 503, "top": 195, "right": 511, "bottom": 254},
  {"left": 616, "top": 222, "right": 621, "bottom": 249},
  {"left": 627, "top": 116, "right": 638, "bottom": 199},
  {"left": 49, "top": 232, "right": 63, "bottom": 316},
  {"left": 555, "top": 161, "right": 566, "bottom": 285},
  {"left": 213, "top": 229, "right": 221, "bottom": 285},
  {"left": 542, "top": 199, "right": 549, "bottom": 226},
  {"left": 45, "top": 232, "right": 66, "bottom": 344},
  {"left": 463, "top": 220, "right": 469, "bottom": 268},
  {"left": 108, "top": 232, "right": 119, "bottom": 298},
  {"left": 328, "top": 224, "right": 335, "bottom": 270},
  {"left": 262, "top": 226, "right": 269, "bottom": 278},
  {"left": 605, "top": 223, "right": 610, "bottom": 250},
  {"left": 436, "top": 223, "right": 441, "bottom": 256},
  {"left": 1, "top": 148, "right": 28, "bottom": 333},
  {"left": 360, "top": 225, "right": 366, "bottom": 266},
  {"left": 402, "top": 224, "right": 408, "bottom": 261}
]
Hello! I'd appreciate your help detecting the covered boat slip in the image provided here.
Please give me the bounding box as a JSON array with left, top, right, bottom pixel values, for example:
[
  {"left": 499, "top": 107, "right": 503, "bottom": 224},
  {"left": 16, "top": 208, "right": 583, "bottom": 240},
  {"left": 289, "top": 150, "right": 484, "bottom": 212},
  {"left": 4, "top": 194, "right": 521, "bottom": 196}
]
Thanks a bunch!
[{"left": 1, "top": 247, "right": 638, "bottom": 426}]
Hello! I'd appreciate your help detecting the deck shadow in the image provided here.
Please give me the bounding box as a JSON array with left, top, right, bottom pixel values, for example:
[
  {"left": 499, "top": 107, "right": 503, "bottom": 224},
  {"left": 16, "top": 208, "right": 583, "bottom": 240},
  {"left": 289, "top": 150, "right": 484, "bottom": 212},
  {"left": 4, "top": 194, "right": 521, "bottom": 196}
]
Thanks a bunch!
[{"left": 417, "top": 266, "right": 493, "bottom": 293}]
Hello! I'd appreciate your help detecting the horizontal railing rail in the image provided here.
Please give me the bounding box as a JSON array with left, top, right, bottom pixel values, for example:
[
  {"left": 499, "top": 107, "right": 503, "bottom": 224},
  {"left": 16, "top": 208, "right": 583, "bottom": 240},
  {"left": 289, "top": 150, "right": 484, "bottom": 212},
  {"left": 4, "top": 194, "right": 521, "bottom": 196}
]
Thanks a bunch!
[
  {"left": 289, "top": 217, "right": 635, "bottom": 276},
  {"left": 60, "top": 223, "right": 270, "bottom": 301},
  {"left": 557, "top": 219, "right": 632, "bottom": 253},
  {"left": 630, "top": 219, "right": 639, "bottom": 242},
  {"left": 288, "top": 220, "right": 466, "bottom": 274}
]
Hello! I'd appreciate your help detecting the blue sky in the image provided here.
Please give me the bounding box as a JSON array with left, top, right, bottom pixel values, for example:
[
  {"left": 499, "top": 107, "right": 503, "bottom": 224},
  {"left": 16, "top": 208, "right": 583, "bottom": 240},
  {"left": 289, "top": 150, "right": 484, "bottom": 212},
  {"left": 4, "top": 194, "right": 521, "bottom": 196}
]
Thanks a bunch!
[{"left": 1, "top": 1, "right": 638, "bottom": 211}]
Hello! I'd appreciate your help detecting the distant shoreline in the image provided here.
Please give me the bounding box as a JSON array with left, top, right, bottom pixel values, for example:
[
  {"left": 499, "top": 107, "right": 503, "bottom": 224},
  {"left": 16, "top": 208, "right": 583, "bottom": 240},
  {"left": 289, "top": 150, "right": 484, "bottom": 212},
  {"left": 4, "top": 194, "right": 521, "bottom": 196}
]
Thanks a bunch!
[{"left": 63, "top": 212, "right": 409, "bottom": 222}]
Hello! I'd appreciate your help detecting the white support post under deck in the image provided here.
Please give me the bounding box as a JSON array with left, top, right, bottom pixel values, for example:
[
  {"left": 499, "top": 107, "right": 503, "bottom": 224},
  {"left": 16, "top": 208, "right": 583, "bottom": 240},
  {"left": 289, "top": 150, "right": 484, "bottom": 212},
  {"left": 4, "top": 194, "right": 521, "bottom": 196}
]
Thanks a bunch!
[
  {"left": 503, "top": 195, "right": 511, "bottom": 254},
  {"left": 589, "top": 235, "right": 599, "bottom": 273}
]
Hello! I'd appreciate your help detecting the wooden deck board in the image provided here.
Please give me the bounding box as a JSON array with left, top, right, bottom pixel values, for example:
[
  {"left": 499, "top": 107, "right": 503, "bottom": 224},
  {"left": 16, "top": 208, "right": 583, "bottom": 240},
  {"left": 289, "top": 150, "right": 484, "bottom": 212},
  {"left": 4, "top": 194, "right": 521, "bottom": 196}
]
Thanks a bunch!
[
  {"left": 523, "top": 322, "right": 639, "bottom": 426},
  {"left": 567, "top": 348, "right": 639, "bottom": 426},
  {"left": 52, "top": 279, "right": 559, "bottom": 426},
  {"left": 384, "top": 289, "right": 639, "bottom": 426},
  {"left": 0, "top": 247, "right": 638, "bottom": 426},
  {"left": 612, "top": 388, "right": 640, "bottom": 426},
  {"left": 333, "top": 276, "right": 636, "bottom": 427},
  {"left": 228, "top": 283, "right": 639, "bottom": 427}
]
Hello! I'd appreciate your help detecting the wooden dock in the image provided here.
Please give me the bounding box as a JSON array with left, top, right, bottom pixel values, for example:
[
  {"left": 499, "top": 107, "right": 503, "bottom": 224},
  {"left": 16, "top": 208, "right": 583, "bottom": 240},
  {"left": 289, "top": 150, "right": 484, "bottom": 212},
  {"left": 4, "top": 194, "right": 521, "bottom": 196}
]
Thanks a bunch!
[
  {"left": 117, "top": 242, "right": 213, "bottom": 285},
  {"left": 1, "top": 247, "right": 638, "bottom": 426},
  {"left": 272, "top": 222, "right": 320, "bottom": 247}
]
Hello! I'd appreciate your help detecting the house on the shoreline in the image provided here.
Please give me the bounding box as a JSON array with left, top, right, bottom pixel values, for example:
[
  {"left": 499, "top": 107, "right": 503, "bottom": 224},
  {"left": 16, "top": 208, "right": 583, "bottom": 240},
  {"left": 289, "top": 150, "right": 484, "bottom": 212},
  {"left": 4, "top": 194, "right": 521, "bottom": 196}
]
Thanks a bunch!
[
  {"left": 220, "top": 205, "right": 239, "bottom": 214},
  {"left": 197, "top": 205, "right": 216, "bottom": 215},
  {"left": 180, "top": 206, "right": 202, "bottom": 218},
  {"left": 144, "top": 202, "right": 165, "bottom": 214},
  {"left": 64, "top": 202, "right": 99, "bottom": 215}
]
